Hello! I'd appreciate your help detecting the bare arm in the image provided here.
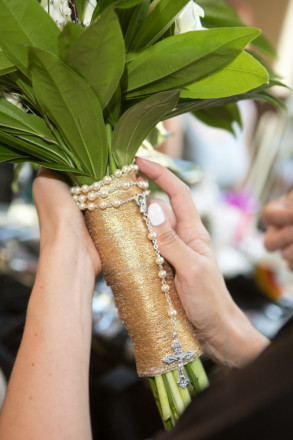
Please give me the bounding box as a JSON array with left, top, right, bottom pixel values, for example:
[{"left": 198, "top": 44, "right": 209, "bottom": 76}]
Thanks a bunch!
[{"left": 0, "top": 169, "right": 101, "bottom": 440}]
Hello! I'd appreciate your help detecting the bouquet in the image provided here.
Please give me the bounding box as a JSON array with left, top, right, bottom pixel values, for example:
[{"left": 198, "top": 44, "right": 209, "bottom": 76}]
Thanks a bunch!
[{"left": 0, "top": 0, "right": 282, "bottom": 430}]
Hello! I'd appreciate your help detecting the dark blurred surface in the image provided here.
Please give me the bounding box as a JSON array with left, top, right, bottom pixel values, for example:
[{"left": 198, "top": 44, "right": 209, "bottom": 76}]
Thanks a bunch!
[{"left": 0, "top": 164, "right": 14, "bottom": 204}]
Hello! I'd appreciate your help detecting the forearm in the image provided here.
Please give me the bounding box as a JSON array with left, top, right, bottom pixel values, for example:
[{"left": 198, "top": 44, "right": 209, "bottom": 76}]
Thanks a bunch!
[{"left": 0, "top": 233, "right": 95, "bottom": 440}]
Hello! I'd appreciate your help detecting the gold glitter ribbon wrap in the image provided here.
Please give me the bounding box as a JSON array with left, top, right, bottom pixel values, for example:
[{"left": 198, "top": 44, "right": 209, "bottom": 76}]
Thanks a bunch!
[{"left": 85, "top": 173, "right": 201, "bottom": 377}]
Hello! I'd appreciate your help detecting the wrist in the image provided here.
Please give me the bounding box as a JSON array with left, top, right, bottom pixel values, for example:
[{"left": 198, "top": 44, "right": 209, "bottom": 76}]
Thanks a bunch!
[
  {"left": 225, "top": 307, "right": 270, "bottom": 368},
  {"left": 199, "top": 304, "right": 270, "bottom": 369},
  {"left": 40, "top": 221, "right": 99, "bottom": 278}
]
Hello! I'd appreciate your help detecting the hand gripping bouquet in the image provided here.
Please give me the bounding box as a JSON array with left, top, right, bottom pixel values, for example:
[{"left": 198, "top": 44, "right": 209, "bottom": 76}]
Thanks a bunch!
[{"left": 0, "top": 0, "right": 283, "bottom": 430}]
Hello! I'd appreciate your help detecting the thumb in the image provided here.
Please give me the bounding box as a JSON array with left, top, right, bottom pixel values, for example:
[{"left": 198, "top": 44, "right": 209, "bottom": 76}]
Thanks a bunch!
[{"left": 148, "top": 202, "right": 193, "bottom": 273}]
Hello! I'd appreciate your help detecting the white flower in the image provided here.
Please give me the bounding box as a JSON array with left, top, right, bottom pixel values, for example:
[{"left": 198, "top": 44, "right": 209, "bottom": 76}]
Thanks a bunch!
[
  {"left": 83, "top": 18, "right": 90, "bottom": 27},
  {"left": 83, "top": 1, "right": 97, "bottom": 26},
  {"left": 3, "top": 93, "right": 23, "bottom": 110},
  {"left": 174, "top": 1, "right": 205, "bottom": 35},
  {"left": 63, "top": 7, "right": 72, "bottom": 17}
]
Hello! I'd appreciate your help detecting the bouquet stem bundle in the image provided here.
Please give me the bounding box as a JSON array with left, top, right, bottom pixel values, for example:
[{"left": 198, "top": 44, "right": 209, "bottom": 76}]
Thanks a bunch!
[{"left": 150, "top": 358, "right": 209, "bottom": 429}]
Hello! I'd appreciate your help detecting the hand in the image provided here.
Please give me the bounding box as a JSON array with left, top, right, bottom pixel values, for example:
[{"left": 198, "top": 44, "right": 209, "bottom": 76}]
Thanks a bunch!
[
  {"left": 262, "top": 191, "right": 293, "bottom": 270},
  {"left": 137, "top": 157, "right": 269, "bottom": 368},
  {"left": 33, "top": 168, "right": 101, "bottom": 277}
]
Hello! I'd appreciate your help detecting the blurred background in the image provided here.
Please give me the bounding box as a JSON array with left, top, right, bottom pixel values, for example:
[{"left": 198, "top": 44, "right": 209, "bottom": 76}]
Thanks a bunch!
[{"left": 1, "top": 1, "right": 293, "bottom": 439}]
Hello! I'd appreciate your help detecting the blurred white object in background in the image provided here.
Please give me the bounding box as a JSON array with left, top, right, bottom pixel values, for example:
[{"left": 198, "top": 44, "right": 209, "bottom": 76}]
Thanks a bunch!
[
  {"left": 275, "top": 0, "right": 293, "bottom": 93},
  {"left": 0, "top": 369, "right": 6, "bottom": 410},
  {"left": 183, "top": 100, "right": 257, "bottom": 189}
]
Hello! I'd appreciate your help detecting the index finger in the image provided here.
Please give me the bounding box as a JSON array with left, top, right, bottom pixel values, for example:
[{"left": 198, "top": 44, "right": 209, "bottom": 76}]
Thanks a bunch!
[
  {"left": 262, "top": 199, "right": 293, "bottom": 227},
  {"left": 136, "top": 157, "right": 202, "bottom": 229}
]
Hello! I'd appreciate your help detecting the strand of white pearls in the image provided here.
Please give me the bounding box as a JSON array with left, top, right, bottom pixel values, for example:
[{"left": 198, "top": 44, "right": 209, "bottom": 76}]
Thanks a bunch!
[
  {"left": 142, "top": 211, "right": 178, "bottom": 340},
  {"left": 70, "top": 164, "right": 150, "bottom": 211}
]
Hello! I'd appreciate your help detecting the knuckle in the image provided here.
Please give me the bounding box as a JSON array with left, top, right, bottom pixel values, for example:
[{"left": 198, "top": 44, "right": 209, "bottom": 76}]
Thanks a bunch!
[
  {"left": 158, "top": 227, "right": 178, "bottom": 247},
  {"left": 264, "top": 235, "right": 274, "bottom": 251},
  {"left": 182, "top": 182, "right": 191, "bottom": 196}
]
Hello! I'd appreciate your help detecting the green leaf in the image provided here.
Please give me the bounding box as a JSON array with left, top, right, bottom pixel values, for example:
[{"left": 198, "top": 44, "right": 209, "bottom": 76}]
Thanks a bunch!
[
  {"left": 124, "top": 27, "right": 261, "bottom": 97},
  {"left": 167, "top": 89, "right": 285, "bottom": 120},
  {"left": 104, "top": 86, "right": 122, "bottom": 127},
  {"left": 117, "top": 0, "right": 146, "bottom": 9},
  {"left": 132, "top": 0, "right": 190, "bottom": 49},
  {"left": 0, "top": 143, "right": 32, "bottom": 162},
  {"left": 0, "top": 98, "right": 55, "bottom": 138},
  {"left": 0, "top": 50, "right": 16, "bottom": 76},
  {"left": 251, "top": 34, "right": 276, "bottom": 59},
  {"left": 0, "top": 130, "right": 67, "bottom": 164},
  {"left": 194, "top": 103, "right": 242, "bottom": 135},
  {"left": 29, "top": 47, "right": 108, "bottom": 179},
  {"left": 58, "top": 22, "right": 85, "bottom": 60},
  {"left": 9, "top": 72, "right": 38, "bottom": 109},
  {"left": 0, "top": 143, "right": 91, "bottom": 181},
  {"left": 196, "top": 0, "right": 276, "bottom": 58},
  {"left": 75, "top": 0, "right": 89, "bottom": 20},
  {"left": 0, "top": 0, "right": 60, "bottom": 77},
  {"left": 124, "top": 0, "right": 150, "bottom": 49},
  {"left": 92, "top": 0, "right": 144, "bottom": 21},
  {"left": 180, "top": 51, "right": 269, "bottom": 99},
  {"left": 112, "top": 90, "right": 179, "bottom": 166},
  {"left": 197, "top": 0, "right": 242, "bottom": 28},
  {"left": 65, "top": 7, "right": 125, "bottom": 109}
]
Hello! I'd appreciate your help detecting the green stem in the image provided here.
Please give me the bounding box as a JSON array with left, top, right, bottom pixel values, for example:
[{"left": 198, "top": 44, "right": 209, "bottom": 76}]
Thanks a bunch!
[
  {"left": 155, "top": 375, "right": 172, "bottom": 423},
  {"left": 105, "top": 123, "right": 116, "bottom": 174},
  {"left": 165, "top": 371, "right": 185, "bottom": 416},
  {"left": 190, "top": 358, "right": 209, "bottom": 391},
  {"left": 149, "top": 378, "right": 173, "bottom": 431},
  {"left": 162, "top": 374, "right": 178, "bottom": 425},
  {"left": 172, "top": 370, "right": 191, "bottom": 407}
]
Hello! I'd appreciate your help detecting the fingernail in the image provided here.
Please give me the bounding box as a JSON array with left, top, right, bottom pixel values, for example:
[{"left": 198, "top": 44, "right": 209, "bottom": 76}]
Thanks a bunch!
[{"left": 148, "top": 203, "right": 165, "bottom": 226}]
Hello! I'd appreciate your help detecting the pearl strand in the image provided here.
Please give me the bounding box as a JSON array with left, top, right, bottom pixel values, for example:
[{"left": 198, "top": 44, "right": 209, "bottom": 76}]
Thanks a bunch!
[{"left": 70, "top": 164, "right": 149, "bottom": 211}]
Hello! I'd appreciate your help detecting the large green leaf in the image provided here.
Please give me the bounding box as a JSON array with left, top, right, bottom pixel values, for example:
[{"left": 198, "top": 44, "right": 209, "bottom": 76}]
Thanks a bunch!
[
  {"left": 194, "top": 103, "right": 242, "bottom": 135},
  {"left": 112, "top": 90, "right": 179, "bottom": 166},
  {"left": 58, "top": 23, "right": 85, "bottom": 60},
  {"left": 180, "top": 51, "right": 269, "bottom": 99},
  {"left": 29, "top": 48, "right": 108, "bottom": 179},
  {"left": 0, "top": 143, "right": 33, "bottom": 162},
  {"left": 65, "top": 7, "right": 125, "bottom": 108},
  {"left": 166, "top": 89, "right": 285, "bottom": 120},
  {"left": 124, "top": 0, "right": 150, "bottom": 49},
  {"left": 0, "top": 0, "right": 59, "bottom": 77},
  {"left": 131, "top": 0, "right": 189, "bottom": 49},
  {"left": 0, "top": 130, "right": 68, "bottom": 164},
  {"left": 0, "top": 98, "right": 55, "bottom": 138},
  {"left": 75, "top": 0, "right": 89, "bottom": 20},
  {"left": 92, "top": 0, "right": 145, "bottom": 21},
  {"left": 196, "top": 0, "right": 276, "bottom": 58},
  {"left": 0, "top": 143, "right": 91, "bottom": 181},
  {"left": 0, "top": 50, "right": 16, "bottom": 76},
  {"left": 124, "top": 27, "right": 261, "bottom": 97}
]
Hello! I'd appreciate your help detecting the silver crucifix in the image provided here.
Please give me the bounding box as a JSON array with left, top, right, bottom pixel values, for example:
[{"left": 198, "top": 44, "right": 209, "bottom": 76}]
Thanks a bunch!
[{"left": 163, "top": 339, "right": 195, "bottom": 389}]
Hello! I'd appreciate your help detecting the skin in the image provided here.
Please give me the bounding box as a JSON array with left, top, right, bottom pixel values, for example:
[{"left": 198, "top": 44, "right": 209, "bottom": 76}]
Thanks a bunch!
[
  {"left": 0, "top": 160, "right": 269, "bottom": 439},
  {"left": 262, "top": 191, "right": 293, "bottom": 270}
]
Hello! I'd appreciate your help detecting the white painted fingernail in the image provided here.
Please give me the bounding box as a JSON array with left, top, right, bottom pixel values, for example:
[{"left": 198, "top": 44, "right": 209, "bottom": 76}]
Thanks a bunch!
[{"left": 148, "top": 203, "right": 166, "bottom": 226}]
